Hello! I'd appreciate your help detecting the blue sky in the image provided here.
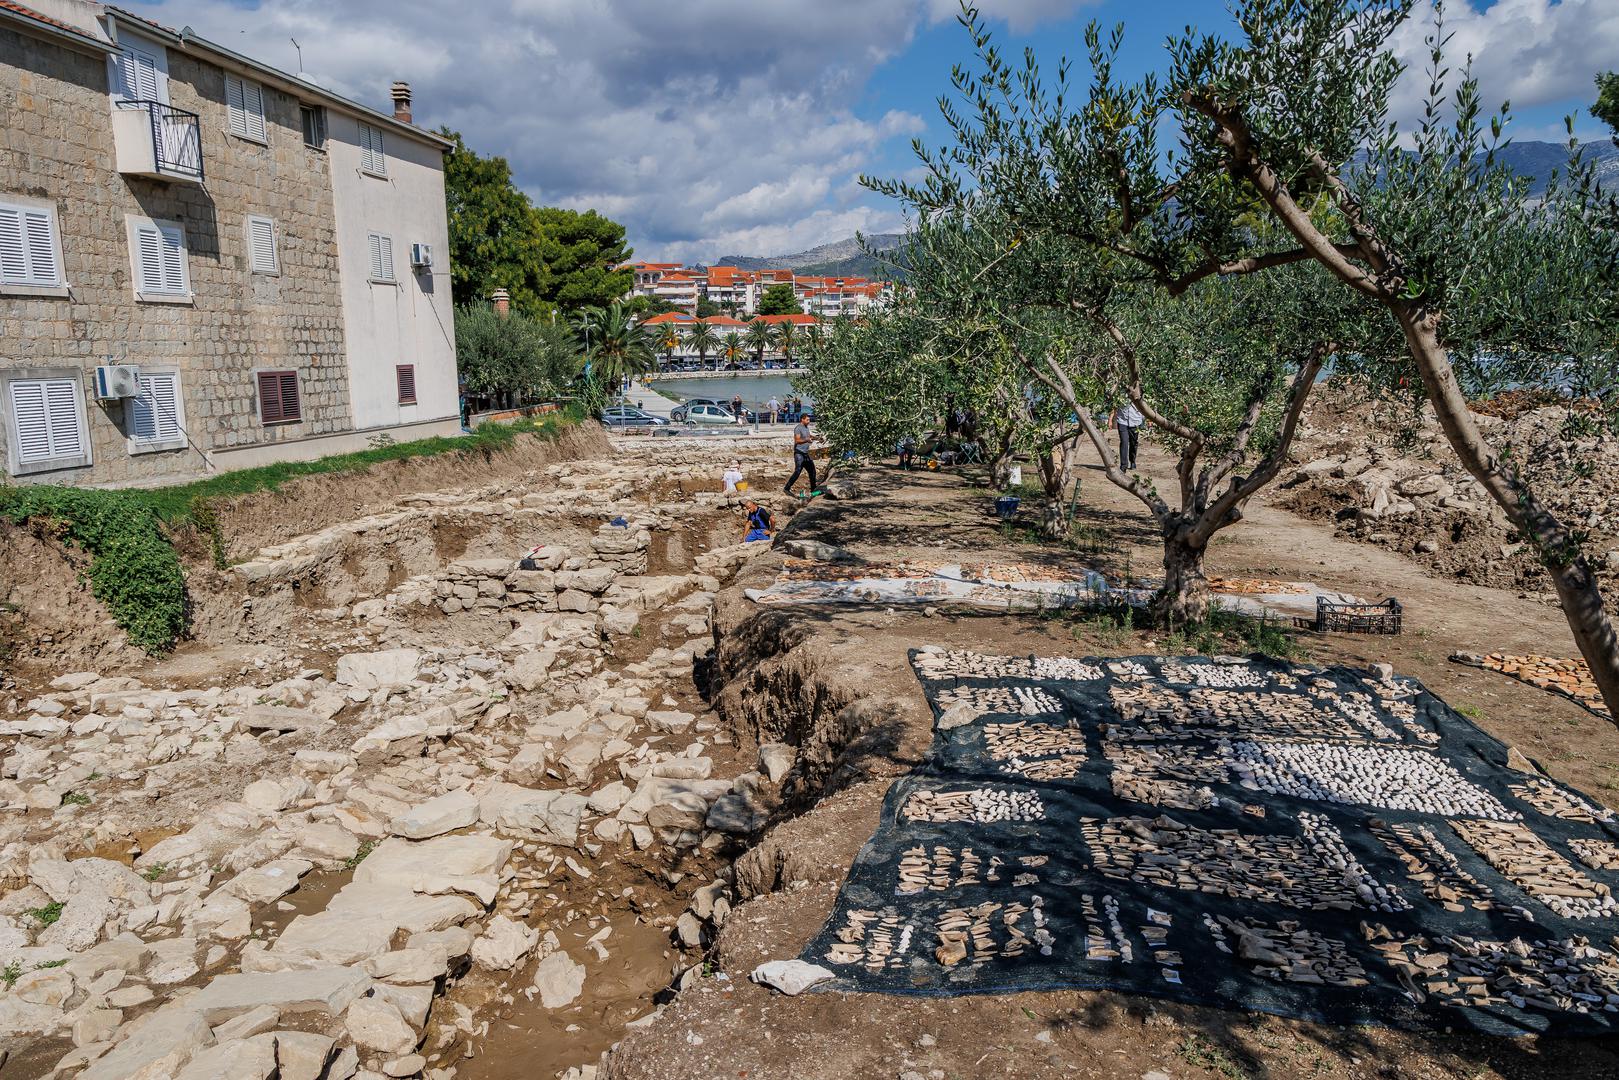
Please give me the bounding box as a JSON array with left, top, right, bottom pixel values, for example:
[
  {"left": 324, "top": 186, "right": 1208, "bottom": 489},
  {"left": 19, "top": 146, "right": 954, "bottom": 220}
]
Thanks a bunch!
[{"left": 133, "top": 1, "right": 1618, "bottom": 263}]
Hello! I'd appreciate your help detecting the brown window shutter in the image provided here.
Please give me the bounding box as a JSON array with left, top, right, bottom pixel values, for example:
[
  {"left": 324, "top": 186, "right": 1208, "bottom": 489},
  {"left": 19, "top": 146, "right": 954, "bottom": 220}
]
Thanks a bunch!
[
  {"left": 278, "top": 371, "right": 301, "bottom": 422},
  {"left": 258, "top": 370, "right": 301, "bottom": 424},
  {"left": 396, "top": 364, "right": 417, "bottom": 405},
  {"left": 257, "top": 370, "right": 281, "bottom": 423}
]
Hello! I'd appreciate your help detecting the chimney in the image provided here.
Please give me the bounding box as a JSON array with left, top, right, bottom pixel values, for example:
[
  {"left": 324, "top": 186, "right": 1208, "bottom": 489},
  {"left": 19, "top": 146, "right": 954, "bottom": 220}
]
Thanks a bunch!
[
  {"left": 391, "top": 81, "right": 412, "bottom": 124},
  {"left": 490, "top": 288, "right": 510, "bottom": 317}
]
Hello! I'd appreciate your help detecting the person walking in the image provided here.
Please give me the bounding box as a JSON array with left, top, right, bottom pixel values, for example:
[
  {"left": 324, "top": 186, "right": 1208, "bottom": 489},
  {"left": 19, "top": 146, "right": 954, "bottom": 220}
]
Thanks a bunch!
[
  {"left": 785, "top": 414, "right": 817, "bottom": 496},
  {"left": 730, "top": 393, "right": 744, "bottom": 422},
  {"left": 1112, "top": 398, "right": 1144, "bottom": 471},
  {"left": 766, "top": 395, "right": 780, "bottom": 424}
]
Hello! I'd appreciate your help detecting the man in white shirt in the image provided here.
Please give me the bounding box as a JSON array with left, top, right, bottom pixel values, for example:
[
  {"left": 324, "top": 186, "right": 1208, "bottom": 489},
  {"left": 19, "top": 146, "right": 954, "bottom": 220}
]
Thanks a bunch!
[
  {"left": 767, "top": 396, "right": 780, "bottom": 424},
  {"left": 1112, "top": 400, "right": 1144, "bottom": 471}
]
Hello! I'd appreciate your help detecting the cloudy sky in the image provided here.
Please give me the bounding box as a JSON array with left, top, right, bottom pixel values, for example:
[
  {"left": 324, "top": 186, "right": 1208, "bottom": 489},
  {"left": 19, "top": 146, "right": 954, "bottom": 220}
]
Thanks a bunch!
[{"left": 128, "top": 0, "right": 1618, "bottom": 263}]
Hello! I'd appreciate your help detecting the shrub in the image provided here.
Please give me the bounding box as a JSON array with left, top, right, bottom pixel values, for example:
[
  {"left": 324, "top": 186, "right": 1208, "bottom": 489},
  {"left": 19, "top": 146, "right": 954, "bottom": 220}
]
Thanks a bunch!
[{"left": 0, "top": 486, "right": 186, "bottom": 654}]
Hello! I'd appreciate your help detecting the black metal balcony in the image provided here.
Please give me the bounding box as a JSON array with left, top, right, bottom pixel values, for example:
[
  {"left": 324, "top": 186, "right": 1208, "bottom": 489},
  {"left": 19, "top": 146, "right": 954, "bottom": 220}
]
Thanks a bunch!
[{"left": 113, "top": 99, "right": 204, "bottom": 183}]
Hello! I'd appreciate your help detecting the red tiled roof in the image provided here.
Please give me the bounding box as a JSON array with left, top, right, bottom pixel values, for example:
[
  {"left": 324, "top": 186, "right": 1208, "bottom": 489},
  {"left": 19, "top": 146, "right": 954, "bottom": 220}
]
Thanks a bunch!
[
  {"left": 701, "top": 315, "right": 746, "bottom": 326},
  {"left": 106, "top": 5, "right": 179, "bottom": 35},
  {"left": 642, "top": 312, "right": 697, "bottom": 325},
  {"left": 752, "top": 313, "right": 820, "bottom": 326},
  {"left": 0, "top": 0, "right": 108, "bottom": 41}
]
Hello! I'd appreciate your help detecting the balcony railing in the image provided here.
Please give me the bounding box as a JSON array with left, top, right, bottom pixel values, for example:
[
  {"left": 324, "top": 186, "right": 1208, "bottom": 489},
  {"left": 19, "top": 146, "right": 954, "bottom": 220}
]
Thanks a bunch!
[{"left": 113, "top": 100, "right": 203, "bottom": 183}]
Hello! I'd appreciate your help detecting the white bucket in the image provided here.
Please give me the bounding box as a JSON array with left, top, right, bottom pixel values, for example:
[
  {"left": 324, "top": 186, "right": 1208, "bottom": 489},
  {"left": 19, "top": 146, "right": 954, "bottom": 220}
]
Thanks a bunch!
[{"left": 1007, "top": 465, "right": 1022, "bottom": 486}]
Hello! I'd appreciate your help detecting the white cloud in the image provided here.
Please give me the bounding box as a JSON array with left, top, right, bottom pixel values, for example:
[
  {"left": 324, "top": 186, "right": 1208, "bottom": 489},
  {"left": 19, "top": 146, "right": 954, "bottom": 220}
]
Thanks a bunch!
[
  {"left": 1388, "top": 1, "right": 1619, "bottom": 138},
  {"left": 925, "top": 0, "right": 1100, "bottom": 35},
  {"left": 130, "top": 0, "right": 1034, "bottom": 261}
]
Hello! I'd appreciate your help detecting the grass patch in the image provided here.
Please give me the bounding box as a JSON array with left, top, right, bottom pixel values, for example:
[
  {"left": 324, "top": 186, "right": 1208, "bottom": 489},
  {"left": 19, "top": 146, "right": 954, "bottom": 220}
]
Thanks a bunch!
[
  {"left": 0, "top": 409, "right": 581, "bottom": 651},
  {"left": 59, "top": 791, "right": 91, "bottom": 806},
  {"left": 23, "top": 901, "right": 64, "bottom": 927},
  {"left": 0, "top": 961, "right": 20, "bottom": 989},
  {"left": 1161, "top": 608, "right": 1305, "bottom": 661},
  {"left": 343, "top": 839, "right": 377, "bottom": 870},
  {"left": 142, "top": 863, "right": 168, "bottom": 882},
  {"left": 1177, "top": 1033, "right": 1252, "bottom": 1079}
]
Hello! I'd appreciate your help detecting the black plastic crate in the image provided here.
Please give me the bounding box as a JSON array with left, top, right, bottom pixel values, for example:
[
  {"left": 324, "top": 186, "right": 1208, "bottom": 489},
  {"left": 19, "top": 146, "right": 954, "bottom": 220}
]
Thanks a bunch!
[{"left": 1297, "top": 596, "right": 1403, "bottom": 635}]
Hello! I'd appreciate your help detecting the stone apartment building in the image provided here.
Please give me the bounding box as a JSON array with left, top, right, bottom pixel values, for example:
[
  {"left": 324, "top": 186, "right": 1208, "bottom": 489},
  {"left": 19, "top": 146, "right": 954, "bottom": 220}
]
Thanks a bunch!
[{"left": 0, "top": 0, "right": 459, "bottom": 487}]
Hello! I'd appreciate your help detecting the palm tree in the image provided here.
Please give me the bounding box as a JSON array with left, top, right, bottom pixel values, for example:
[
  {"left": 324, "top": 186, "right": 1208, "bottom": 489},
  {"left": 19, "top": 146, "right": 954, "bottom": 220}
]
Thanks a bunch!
[
  {"left": 655, "top": 322, "right": 682, "bottom": 369},
  {"left": 745, "top": 320, "right": 775, "bottom": 371},
  {"left": 686, "top": 322, "right": 721, "bottom": 371},
  {"left": 720, "top": 332, "right": 745, "bottom": 371},
  {"left": 583, "top": 302, "right": 657, "bottom": 391},
  {"left": 801, "top": 323, "right": 824, "bottom": 368},
  {"left": 774, "top": 320, "right": 799, "bottom": 370}
]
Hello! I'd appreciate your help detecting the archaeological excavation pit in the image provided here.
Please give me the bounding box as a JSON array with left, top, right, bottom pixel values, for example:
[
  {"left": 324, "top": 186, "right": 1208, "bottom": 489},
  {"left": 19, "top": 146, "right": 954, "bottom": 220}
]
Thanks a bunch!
[{"left": 0, "top": 437, "right": 815, "bottom": 1080}]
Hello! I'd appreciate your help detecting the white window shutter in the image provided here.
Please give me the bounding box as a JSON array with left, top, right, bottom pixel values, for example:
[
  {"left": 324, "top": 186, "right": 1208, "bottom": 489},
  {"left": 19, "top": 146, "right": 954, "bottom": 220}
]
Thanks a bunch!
[
  {"left": 369, "top": 233, "right": 393, "bottom": 281},
  {"left": 117, "top": 46, "right": 160, "bottom": 101},
  {"left": 361, "top": 123, "right": 386, "bottom": 174},
  {"left": 248, "top": 216, "right": 278, "bottom": 274},
  {"left": 149, "top": 373, "right": 181, "bottom": 441},
  {"left": 23, "top": 210, "right": 59, "bottom": 286},
  {"left": 0, "top": 203, "right": 60, "bottom": 287},
  {"left": 159, "top": 225, "right": 186, "bottom": 293},
  {"left": 44, "top": 379, "right": 84, "bottom": 458},
  {"left": 244, "top": 80, "right": 266, "bottom": 140},
  {"left": 225, "top": 74, "right": 244, "bottom": 132},
  {"left": 136, "top": 225, "right": 164, "bottom": 292},
  {"left": 227, "top": 76, "right": 268, "bottom": 140},
  {"left": 9, "top": 381, "right": 50, "bottom": 463},
  {"left": 131, "top": 371, "right": 182, "bottom": 444},
  {"left": 0, "top": 207, "right": 27, "bottom": 282}
]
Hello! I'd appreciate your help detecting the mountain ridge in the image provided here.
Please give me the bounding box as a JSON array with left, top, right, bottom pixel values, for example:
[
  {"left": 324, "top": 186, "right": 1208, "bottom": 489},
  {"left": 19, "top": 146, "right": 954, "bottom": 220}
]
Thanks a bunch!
[{"left": 715, "top": 232, "right": 905, "bottom": 272}]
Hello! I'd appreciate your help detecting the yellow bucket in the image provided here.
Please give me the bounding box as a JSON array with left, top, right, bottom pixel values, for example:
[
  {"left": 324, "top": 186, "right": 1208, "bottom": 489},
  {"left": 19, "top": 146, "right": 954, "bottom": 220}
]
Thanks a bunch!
[{"left": 736, "top": 480, "right": 750, "bottom": 492}]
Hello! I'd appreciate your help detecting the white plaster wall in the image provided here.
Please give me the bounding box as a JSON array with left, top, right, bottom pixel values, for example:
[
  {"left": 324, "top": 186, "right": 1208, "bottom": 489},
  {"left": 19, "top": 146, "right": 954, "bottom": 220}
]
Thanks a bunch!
[{"left": 327, "top": 112, "right": 458, "bottom": 431}]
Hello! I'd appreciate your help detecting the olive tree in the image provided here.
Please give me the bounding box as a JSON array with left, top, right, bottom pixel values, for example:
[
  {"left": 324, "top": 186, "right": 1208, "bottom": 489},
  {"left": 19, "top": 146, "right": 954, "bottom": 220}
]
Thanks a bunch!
[
  {"left": 879, "top": 1, "right": 1619, "bottom": 712},
  {"left": 900, "top": 210, "right": 1375, "bottom": 619}
]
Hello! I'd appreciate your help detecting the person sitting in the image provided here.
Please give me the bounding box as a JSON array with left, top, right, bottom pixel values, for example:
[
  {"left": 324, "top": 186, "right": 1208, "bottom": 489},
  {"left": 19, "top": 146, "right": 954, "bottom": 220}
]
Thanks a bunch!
[
  {"left": 722, "top": 459, "right": 744, "bottom": 495},
  {"left": 743, "top": 500, "right": 774, "bottom": 542},
  {"left": 897, "top": 436, "right": 916, "bottom": 470}
]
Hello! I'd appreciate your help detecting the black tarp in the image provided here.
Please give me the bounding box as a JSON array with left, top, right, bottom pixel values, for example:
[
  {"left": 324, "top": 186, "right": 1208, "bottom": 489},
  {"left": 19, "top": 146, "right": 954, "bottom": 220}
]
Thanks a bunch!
[{"left": 800, "top": 652, "right": 1619, "bottom": 1035}]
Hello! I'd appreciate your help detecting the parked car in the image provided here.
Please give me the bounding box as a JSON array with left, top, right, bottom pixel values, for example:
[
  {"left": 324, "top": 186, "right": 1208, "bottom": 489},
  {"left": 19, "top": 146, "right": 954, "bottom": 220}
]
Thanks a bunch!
[
  {"left": 600, "top": 406, "right": 668, "bottom": 428},
  {"left": 679, "top": 403, "right": 744, "bottom": 425},
  {"left": 672, "top": 397, "right": 756, "bottom": 423}
]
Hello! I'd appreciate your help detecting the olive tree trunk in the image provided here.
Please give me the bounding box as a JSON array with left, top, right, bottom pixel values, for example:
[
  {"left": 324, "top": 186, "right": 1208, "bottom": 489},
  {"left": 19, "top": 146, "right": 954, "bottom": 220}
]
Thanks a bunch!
[
  {"left": 1185, "top": 94, "right": 1619, "bottom": 723},
  {"left": 1158, "top": 518, "right": 1212, "bottom": 626},
  {"left": 1398, "top": 308, "right": 1619, "bottom": 718}
]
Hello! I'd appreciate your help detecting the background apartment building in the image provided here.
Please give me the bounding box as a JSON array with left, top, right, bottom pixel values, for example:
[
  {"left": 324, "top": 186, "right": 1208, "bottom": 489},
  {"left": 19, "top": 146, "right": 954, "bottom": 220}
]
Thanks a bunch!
[
  {"left": 624, "top": 259, "right": 891, "bottom": 319},
  {"left": 0, "top": 1, "right": 459, "bottom": 487}
]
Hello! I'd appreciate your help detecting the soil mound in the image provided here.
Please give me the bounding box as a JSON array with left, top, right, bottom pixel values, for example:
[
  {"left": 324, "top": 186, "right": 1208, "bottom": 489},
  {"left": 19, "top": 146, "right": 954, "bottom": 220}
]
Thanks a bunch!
[{"left": 1280, "top": 382, "right": 1619, "bottom": 609}]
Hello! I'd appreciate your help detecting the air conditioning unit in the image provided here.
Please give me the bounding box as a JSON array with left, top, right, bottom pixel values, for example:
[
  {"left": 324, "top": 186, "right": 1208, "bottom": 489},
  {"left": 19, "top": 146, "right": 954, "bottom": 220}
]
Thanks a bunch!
[
  {"left": 410, "top": 243, "right": 433, "bottom": 270},
  {"left": 94, "top": 365, "right": 141, "bottom": 400}
]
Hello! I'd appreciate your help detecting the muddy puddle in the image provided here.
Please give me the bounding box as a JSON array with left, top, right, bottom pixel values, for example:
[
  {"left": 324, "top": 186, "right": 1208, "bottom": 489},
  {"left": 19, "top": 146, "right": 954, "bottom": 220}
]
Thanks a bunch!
[{"left": 439, "top": 906, "right": 678, "bottom": 1079}]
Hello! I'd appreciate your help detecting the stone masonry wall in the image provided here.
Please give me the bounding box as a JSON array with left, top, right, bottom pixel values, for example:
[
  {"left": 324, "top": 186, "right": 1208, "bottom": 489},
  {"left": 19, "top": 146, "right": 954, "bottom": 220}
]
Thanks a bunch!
[{"left": 0, "top": 26, "right": 351, "bottom": 486}]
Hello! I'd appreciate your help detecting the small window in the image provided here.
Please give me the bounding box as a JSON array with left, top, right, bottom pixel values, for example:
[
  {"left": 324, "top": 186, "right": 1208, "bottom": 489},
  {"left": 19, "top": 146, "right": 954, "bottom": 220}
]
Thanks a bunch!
[
  {"left": 129, "top": 369, "right": 186, "bottom": 450},
  {"left": 246, "top": 215, "right": 278, "bottom": 275},
  {"left": 131, "top": 218, "right": 189, "bottom": 298},
  {"left": 359, "top": 122, "right": 387, "bottom": 175},
  {"left": 0, "top": 200, "right": 63, "bottom": 288},
  {"left": 396, "top": 364, "right": 417, "bottom": 405},
  {"left": 256, "top": 369, "right": 301, "bottom": 425},
  {"left": 224, "top": 73, "right": 268, "bottom": 142},
  {"left": 7, "top": 376, "right": 88, "bottom": 473},
  {"left": 300, "top": 104, "right": 326, "bottom": 149},
  {"left": 368, "top": 232, "right": 395, "bottom": 283}
]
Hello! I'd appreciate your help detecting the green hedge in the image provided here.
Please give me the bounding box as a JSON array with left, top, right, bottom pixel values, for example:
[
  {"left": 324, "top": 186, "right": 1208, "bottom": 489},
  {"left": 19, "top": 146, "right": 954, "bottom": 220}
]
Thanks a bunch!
[{"left": 0, "top": 486, "right": 186, "bottom": 654}]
